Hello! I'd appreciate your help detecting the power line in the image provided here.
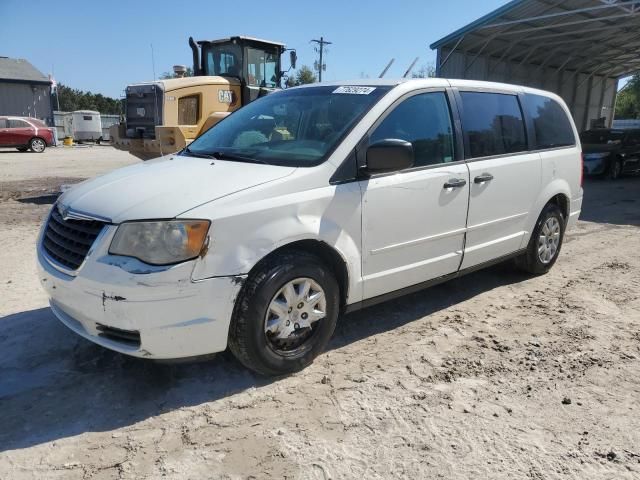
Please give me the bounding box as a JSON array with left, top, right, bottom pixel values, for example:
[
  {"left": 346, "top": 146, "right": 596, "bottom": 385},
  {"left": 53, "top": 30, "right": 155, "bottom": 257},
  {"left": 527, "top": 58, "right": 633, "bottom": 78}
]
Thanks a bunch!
[{"left": 311, "top": 37, "right": 332, "bottom": 82}]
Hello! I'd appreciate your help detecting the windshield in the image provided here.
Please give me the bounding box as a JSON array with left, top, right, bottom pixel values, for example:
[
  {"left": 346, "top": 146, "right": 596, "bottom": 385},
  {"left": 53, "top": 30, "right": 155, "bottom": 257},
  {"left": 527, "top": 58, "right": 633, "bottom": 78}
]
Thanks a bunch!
[
  {"left": 203, "top": 43, "right": 242, "bottom": 77},
  {"left": 580, "top": 130, "right": 624, "bottom": 145},
  {"left": 183, "top": 85, "right": 392, "bottom": 166}
]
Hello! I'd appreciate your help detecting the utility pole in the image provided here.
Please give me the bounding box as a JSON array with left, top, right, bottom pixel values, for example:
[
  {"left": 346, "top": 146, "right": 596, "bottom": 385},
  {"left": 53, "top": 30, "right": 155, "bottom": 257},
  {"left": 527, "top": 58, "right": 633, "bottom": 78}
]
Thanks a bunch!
[{"left": 311, "top": 36, "right": 332, "bottom": 82}]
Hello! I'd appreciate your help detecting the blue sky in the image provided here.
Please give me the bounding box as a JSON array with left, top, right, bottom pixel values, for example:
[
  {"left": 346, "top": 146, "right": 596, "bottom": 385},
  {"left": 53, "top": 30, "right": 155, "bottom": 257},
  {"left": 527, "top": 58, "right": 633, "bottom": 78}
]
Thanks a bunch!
[{"left": 1, "top": 0, "right": 508, "bottom": 98}]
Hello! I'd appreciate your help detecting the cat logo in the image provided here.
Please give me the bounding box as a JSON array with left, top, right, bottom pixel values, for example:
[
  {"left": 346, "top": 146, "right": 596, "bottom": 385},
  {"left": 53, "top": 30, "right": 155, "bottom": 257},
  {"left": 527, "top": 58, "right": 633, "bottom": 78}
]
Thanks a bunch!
[{"left": 218, "top": 90, "right": 234, "bottom": 104}]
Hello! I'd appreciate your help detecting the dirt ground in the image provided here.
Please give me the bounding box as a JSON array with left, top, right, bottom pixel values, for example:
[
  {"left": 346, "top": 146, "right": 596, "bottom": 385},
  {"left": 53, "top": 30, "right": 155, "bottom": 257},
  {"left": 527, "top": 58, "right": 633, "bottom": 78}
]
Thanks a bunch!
[{"left": 0, "top": 146, "right": 639, "bottom": 480}]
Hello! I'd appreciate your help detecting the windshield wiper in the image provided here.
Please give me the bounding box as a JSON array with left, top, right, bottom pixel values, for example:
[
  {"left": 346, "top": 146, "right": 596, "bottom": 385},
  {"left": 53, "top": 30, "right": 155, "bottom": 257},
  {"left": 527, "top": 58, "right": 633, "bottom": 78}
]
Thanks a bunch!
[
  {"left": 181, "top": 147, "right": 217, "bottom": 160},
  {"left": 210, "top": 151, "right": 268, "bottom": 164}
]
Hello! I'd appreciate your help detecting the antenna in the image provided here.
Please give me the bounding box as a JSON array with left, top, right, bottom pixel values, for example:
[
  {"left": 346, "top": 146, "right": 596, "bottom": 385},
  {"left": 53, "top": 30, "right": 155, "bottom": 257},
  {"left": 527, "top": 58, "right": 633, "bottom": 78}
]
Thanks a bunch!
[
  {"left": 379, "top": 58, "right": 395, "bottom": 78},
  {"left": 151, "top": 43, "right": 156, "bottom": 80},
  {"left": 403, "top": 57, "right": 419, "bottom": 78}
]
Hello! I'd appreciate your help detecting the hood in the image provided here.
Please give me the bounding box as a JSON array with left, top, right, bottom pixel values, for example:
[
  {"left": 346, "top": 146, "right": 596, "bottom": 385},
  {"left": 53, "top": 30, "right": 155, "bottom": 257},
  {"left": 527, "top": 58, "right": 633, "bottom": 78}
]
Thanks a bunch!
[
  {"left": 58, "top": 155, "right": 296, "bottom": 223},
  {"left": 581, "top": 143, "right": 618, "bottom": 154}
]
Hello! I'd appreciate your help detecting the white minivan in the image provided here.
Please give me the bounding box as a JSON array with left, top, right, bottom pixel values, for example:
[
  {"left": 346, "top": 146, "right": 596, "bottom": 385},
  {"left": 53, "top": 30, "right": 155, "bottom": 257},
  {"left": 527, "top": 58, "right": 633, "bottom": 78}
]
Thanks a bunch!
[{"left": 38, "top": 79, "right": 583, "bottom": 375}]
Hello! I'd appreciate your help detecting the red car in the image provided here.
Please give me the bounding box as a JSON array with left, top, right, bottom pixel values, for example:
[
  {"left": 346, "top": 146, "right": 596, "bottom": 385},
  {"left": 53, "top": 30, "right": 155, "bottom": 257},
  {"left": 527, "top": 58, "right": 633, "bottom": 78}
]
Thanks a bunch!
[{"left": 0, "top": 116, "right": 55, "bottom": 153}]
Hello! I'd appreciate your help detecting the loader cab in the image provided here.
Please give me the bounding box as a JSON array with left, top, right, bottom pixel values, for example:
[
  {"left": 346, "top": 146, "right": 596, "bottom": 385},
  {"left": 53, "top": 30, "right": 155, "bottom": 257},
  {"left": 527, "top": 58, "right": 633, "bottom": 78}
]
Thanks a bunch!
[{"left": 195, "top": 36, "right": 288, "bottom": 105}]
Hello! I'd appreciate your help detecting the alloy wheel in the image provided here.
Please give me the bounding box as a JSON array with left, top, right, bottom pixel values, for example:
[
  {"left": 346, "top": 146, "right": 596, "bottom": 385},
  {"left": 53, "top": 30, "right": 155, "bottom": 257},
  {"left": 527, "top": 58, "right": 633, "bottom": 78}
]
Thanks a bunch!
[
  {"left": 537, "top": 217, "right": 561, "bottom": 264},
  {"left": 31, "top": 139, "right": 45, "bottom": 153}
]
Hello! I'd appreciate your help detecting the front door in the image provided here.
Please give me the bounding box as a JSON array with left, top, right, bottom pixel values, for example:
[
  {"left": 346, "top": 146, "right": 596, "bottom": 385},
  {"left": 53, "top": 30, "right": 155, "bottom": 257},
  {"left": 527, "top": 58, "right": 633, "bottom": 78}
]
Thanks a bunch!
[
  {"left": 455, "top": 91, "right": 541, "bottom": 269},
  {"left": 360, "top": 90, "right": 470, "bottom": 299}
]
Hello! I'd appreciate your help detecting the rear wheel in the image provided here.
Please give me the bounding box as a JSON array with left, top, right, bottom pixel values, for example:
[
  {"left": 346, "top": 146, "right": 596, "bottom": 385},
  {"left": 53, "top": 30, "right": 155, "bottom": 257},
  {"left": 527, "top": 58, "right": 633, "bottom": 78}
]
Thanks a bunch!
[
  {"left": 29, "top": 137, "right": 46, "bottom": 153},
  {"left": 516, "top": 203, "right": 565, "bottom": 275},
  {"left": 228, "top": 251, "right": 340, "bottom": 376}
]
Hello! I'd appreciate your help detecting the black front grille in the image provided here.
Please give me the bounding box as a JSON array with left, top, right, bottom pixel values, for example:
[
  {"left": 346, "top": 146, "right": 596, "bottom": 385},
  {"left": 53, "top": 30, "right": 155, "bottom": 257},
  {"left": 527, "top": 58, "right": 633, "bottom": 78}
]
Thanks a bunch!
[
  {"left": 43, "top": 208, "right": 105, "bottom": 270},
  {"left": 96, "top": 323, "right": 141, "bottom": 347}
]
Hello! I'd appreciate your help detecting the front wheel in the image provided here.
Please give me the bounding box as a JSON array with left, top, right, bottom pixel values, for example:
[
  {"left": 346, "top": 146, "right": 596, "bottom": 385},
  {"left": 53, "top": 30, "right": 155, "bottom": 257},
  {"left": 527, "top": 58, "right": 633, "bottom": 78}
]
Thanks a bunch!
[
  {"left": 29, "top": 137, "right": 46, "bottom": 153},
  {"left": 228, "top": 251, "right": 340, "bottom": 376},
  {"left": 516, "top": 203, "right": 565, "bottom": 275},
  {"left": 607, "top": 158, "right": 622, "bottom": 180}
]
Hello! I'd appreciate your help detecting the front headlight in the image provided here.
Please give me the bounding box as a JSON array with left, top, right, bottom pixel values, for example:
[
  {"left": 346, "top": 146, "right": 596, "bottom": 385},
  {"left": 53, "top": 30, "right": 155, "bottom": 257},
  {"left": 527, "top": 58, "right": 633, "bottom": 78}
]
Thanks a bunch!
[{"left": 109, "top": 220, "right": 210, "bottom": 265}]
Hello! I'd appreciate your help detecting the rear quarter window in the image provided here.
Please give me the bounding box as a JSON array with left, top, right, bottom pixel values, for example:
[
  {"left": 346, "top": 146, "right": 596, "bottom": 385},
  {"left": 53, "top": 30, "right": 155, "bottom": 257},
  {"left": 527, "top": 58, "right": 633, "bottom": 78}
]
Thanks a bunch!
[{"left": 524, "top": 94, "right": 575, "bottom": 149}]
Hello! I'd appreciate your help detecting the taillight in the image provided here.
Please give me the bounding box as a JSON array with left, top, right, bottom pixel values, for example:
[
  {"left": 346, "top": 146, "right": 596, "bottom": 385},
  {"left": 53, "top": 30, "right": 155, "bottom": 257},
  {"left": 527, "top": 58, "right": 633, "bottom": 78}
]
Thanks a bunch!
[{"left": 580, "top": 153, "right": 584, "bottom": 187}]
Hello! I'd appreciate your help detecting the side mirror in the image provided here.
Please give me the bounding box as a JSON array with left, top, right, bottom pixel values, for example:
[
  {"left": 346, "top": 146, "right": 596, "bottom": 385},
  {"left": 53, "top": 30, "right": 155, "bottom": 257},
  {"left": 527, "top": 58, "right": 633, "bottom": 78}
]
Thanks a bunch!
[
  {"left": 364, "top": 139, "right": 414, "bottom": 174},
  {"left": 290, "top": 50, "right": 297, "bottom": 70}
]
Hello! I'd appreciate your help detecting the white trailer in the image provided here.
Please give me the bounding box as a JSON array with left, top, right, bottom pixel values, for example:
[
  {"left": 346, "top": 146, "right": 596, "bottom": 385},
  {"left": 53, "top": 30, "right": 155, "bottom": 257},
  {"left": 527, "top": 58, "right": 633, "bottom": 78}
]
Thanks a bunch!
[{"left": 71, "top": 110, "right": 102, "bottom": 141}]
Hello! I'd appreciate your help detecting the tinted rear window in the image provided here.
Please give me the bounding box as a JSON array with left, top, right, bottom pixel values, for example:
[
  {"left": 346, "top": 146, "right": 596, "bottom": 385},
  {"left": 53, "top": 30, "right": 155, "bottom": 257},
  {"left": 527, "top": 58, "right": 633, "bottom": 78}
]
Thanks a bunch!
[
  {"left": 459, "top": 92, "right": 527, "bottom": 159},
  {"left": 524, "top": 94, "right": 575, "bottom": 149}
]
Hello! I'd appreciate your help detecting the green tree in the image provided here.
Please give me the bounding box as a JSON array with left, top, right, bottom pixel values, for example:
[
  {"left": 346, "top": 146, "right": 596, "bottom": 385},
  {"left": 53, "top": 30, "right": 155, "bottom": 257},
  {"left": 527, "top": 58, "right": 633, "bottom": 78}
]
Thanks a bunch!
[
  {"left": 159, "top": 67, "right": 194, "bottom": 79},
  {"left": 56, "top": 84, "right": 123, "bottom": 114},
  {"left": 615, "top": 74, "right": 640, "bottom": 119},
  {"left": 286, "top": 65, "right": 317, "bottom": 87}
]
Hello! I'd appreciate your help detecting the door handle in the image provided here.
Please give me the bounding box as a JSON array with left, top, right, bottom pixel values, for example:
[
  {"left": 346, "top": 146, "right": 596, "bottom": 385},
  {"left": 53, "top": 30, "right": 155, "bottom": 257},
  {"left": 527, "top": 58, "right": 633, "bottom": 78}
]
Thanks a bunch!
[
  {"left": 443, "top": 178, "right": 467, "bottom": 189},
  {"left": 474, "top": 173, "right": 494, "bottom": 184}
]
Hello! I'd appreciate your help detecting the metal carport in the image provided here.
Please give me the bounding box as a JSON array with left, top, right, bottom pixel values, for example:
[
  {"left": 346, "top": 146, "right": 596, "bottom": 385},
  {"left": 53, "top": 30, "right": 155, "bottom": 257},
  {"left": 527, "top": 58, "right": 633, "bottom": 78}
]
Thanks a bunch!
[{"left": 430, "top": 0, "right": 640, "bottom": 131}]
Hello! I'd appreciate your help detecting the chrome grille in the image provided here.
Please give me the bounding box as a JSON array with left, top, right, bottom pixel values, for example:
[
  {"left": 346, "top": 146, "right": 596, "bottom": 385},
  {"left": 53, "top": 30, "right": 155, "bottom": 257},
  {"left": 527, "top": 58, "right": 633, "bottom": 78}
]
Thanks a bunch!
[{"left": 43, "top": 208, "right": 105, "bottom": 270}]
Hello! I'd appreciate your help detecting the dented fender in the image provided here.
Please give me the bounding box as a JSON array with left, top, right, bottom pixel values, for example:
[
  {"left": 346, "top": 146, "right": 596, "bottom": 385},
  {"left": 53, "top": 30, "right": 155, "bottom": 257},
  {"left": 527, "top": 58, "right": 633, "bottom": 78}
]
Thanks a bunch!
[{"left": 186, "top": 175, "right": 365, "bottom": 304}]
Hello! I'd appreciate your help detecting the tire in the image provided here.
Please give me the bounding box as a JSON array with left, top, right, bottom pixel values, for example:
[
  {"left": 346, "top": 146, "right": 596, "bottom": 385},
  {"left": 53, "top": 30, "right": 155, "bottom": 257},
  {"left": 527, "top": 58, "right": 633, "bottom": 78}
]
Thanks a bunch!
[
  {"left": 516, "top": 203, "right": 565, "bottom": 275},
  {"left": 607, "top": 158, "right": 622, "bottom": 180},
  {"left": 228, "top": 250, "right": 340, "bottom": 376},
  {"left": 29, "top": 137, "right": 46, "bottom": 153},
  {"left": 16, "top": 146, "right": 28, "bottom": 152}
]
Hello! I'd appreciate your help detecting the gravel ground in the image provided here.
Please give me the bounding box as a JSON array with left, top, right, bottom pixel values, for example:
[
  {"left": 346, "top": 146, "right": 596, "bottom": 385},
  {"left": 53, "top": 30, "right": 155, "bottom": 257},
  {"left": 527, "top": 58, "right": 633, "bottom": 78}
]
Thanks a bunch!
[{"left": 0, "top": 146, "right": 639, "bottom": 479}]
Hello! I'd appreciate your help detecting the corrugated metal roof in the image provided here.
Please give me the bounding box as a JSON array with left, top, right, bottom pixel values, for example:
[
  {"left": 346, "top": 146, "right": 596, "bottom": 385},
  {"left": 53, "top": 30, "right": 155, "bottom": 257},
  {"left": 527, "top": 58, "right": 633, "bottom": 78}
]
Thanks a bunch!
[
  {"left": 0, "top": 57, "right": 49, "bottom": 83},
  {"left": 431, "top": 0, "right": 640, "bottom": 78}
]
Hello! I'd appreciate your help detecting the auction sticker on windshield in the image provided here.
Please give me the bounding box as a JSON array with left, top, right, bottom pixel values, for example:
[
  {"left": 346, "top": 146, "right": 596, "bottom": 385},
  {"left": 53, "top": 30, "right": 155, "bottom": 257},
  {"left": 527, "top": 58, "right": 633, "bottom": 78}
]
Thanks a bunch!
[{"left": 333, "top": 86, "right": 376, "bottom": 95}]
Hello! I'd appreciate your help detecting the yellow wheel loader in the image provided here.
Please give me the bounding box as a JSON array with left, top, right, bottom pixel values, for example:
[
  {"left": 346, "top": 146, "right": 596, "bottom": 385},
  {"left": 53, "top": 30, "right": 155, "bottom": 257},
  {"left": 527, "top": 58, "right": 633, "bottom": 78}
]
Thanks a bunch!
[{"left": 110, "top": 36, "right": 296, "bottom": 159}]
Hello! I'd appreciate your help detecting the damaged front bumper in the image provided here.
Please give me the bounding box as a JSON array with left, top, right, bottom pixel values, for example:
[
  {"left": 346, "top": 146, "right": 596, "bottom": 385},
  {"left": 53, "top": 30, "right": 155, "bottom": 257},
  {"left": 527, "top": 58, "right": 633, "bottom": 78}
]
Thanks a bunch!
[{"left": 37, "top": 224, "right": 245, "bottom": 359}]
